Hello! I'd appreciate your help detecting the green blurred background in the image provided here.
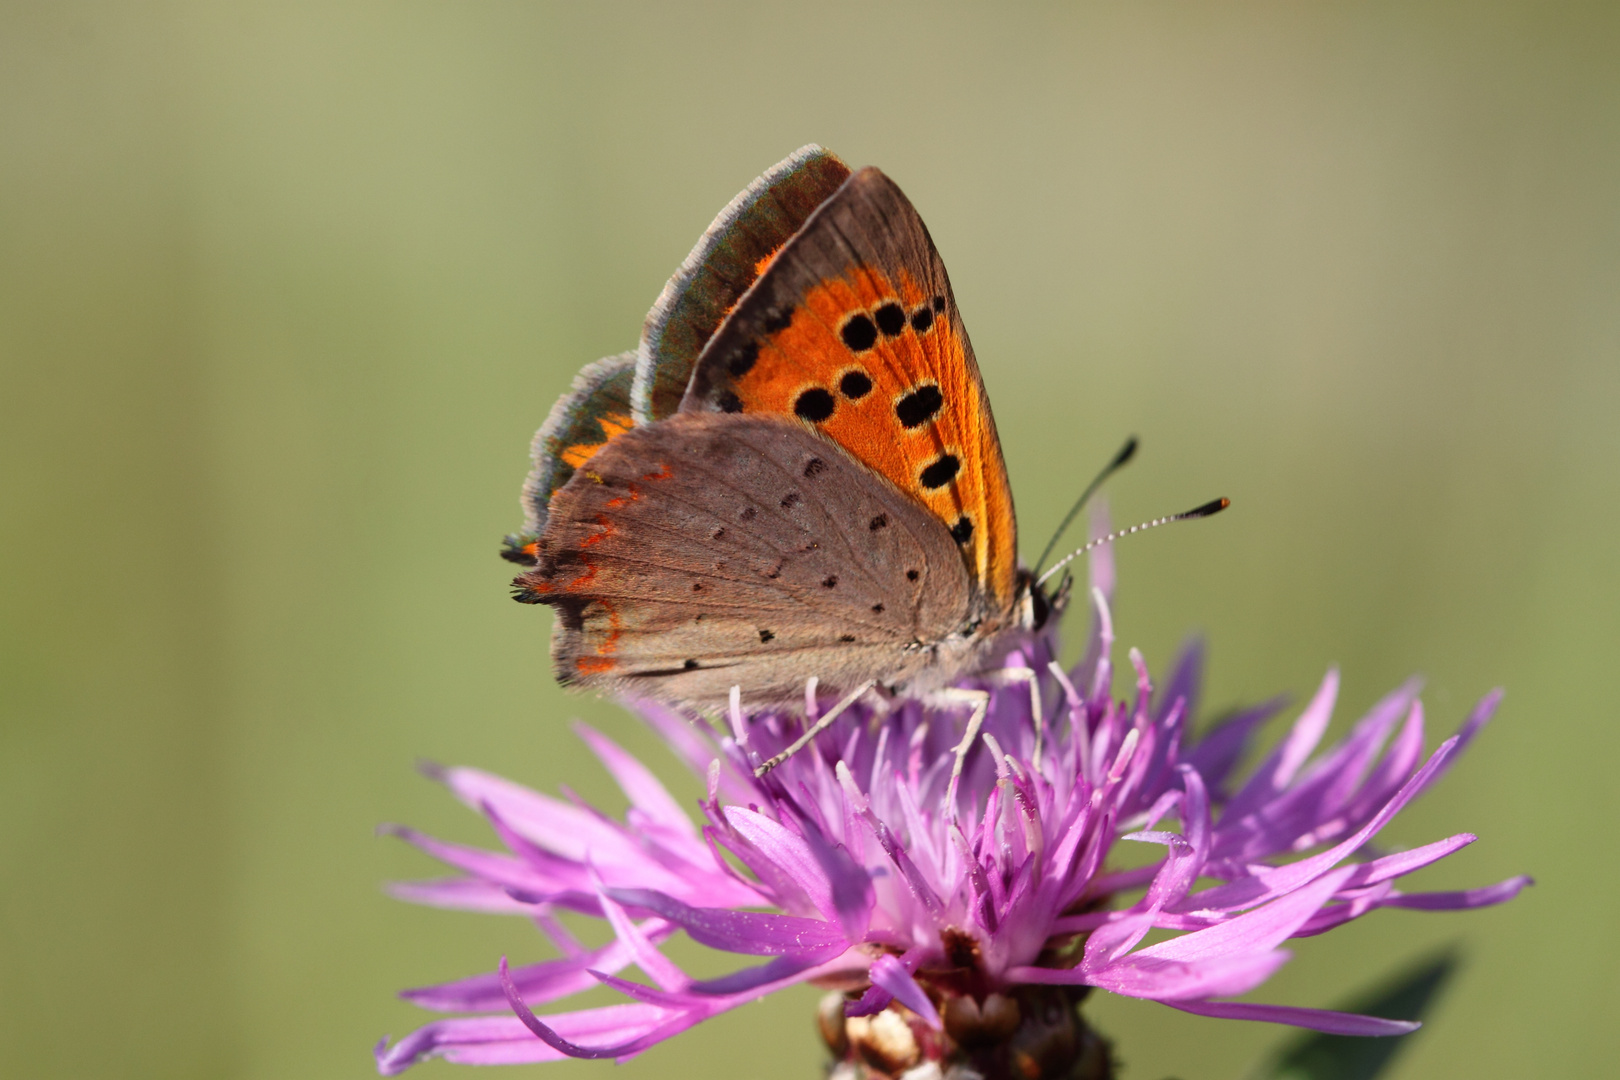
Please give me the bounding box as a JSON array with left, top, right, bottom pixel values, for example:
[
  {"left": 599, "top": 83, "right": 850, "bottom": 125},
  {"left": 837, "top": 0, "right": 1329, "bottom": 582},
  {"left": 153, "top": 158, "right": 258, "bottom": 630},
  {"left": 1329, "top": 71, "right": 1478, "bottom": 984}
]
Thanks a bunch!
[{"left": 3, "top": 2, "right": 1615, "bottom": 1077}]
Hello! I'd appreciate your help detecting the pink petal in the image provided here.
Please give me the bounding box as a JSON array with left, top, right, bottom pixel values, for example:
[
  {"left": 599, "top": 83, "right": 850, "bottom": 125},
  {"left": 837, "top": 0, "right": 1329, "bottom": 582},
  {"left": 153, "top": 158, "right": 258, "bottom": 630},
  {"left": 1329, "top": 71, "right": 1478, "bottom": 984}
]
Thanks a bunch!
[
  {"left": 1142, "top": 866, "right": 1356, "bottom": 963},
  {"left": 574, "top": 723, "right": 698, "bottom": 840},
  {"left": 723, "top": 806, "right": 871, "bottom": 935},
  {"left": 384, "top": 877, "right": 537, "bottom": 914},
  {"left": 868, "top": 954, "right": 941, "bottom": 1028},
  {"left": 1383, "top": 875, "right": 1533, "bottom": 910},
  {"left": 1085, "top": 950, "right": 1291, "bottom": 1000},
  {"left": 1181, "top": 737, "right": 1460, "bottom": 915},
  {"left": 498, "top": 957, "right": 694, "bottom": 1060},
  {"left": 401, "top": 920, "right": 674, "bottom": 1011},
  {"left": 1166, "top": 999, "right": 1420, "bottom": 1036},
  {"left": 1223, "top": 670, "right": 1339, "bottom": 820},
  {"left": 605, "top": 887, "right": 849, "bottom": 959},
  {"left": 595, "top": 885, "right": 689, "bottom": 992},
  {"left": 434, "top": 766, "right": 624, "bottom": 861}
]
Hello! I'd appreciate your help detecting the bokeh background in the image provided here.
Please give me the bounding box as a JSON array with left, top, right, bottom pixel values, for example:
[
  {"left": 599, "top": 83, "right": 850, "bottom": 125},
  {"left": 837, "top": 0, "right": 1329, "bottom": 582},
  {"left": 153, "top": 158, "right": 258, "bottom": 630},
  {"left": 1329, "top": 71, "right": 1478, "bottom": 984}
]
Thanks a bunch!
[{"left": 4, "top": 3, "right": 1616, "bottom": 1078}]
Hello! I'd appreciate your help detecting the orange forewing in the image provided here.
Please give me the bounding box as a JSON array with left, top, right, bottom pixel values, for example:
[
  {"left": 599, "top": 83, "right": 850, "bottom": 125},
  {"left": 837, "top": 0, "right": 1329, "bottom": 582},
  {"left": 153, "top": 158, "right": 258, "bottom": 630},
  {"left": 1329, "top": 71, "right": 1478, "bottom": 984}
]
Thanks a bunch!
[{"left": 722, "top": 264, "right": 1017, "bottom": 612}]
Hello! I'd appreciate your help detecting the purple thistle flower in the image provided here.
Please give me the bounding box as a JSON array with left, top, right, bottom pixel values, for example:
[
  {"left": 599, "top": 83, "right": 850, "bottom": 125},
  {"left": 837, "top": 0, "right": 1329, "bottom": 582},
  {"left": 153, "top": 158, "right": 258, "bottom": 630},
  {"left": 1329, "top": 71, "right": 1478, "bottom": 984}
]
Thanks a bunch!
[{"left": 375, "top": 542, "right": 1529, "bottom": 1078}]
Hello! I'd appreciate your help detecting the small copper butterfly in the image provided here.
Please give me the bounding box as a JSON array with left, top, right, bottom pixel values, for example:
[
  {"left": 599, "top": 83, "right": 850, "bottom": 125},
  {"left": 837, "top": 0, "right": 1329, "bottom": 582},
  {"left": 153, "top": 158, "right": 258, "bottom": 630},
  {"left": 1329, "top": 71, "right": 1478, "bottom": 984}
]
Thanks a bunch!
[{"left": 502, "top": 147, "right": 1067, "bottom": 712}]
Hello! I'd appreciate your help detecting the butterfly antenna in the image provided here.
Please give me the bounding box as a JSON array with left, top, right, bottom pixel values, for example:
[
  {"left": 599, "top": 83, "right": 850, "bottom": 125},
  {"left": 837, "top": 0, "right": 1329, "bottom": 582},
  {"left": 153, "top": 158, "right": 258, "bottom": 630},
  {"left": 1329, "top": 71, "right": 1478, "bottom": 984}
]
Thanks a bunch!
[
  {"left": 1033, "top": 436, "right": 1139, "bottom": 575},
  {"left": 1035, "top": 497, "right": 1230, "bottom": 588}
]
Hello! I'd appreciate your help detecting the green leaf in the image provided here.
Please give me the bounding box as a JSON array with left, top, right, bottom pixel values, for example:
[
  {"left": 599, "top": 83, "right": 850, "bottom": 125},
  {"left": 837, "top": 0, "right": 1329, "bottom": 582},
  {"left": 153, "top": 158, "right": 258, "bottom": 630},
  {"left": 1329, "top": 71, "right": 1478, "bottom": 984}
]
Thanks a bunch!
[{"left": 1247, "top": 948, "right": 1460, "bottom": 1080}]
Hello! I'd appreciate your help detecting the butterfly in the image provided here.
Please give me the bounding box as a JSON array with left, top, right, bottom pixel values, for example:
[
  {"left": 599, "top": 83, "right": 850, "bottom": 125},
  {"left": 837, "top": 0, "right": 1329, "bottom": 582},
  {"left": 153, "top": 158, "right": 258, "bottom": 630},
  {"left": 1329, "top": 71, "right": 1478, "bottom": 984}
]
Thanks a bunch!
[{"left": 503, "top": 146, "right": 1059, "bottom": 714}]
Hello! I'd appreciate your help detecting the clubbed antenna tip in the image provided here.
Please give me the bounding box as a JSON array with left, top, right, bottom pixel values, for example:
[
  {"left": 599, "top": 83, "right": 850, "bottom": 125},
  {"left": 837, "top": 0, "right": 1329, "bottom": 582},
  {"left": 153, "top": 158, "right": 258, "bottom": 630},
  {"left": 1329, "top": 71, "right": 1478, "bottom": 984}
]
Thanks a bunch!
[
  {"left": 1182, "top": 497, "right": 1230, "bottom": 519},
  {"left": 1036, "top": 495, "right": 1231, "bottom": 587}
]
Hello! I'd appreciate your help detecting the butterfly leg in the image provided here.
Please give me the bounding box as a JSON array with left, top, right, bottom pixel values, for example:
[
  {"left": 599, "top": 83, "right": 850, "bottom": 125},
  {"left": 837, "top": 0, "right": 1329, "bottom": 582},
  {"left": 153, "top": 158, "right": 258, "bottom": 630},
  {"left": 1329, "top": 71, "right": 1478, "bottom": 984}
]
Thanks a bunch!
[
  {"left": 755, "top": 679, "right": 876, "bottom": 777},
  {"left": 933, "top": 687, "right": 991, "bottom": 809}
]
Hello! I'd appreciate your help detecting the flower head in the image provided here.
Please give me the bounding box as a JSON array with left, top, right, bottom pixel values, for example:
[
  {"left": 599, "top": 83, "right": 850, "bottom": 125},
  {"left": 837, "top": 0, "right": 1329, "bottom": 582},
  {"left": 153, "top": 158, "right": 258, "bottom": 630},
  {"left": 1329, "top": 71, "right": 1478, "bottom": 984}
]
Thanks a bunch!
[{"left": 375, "top": 545, "right": 1528, "bottom": 1077}]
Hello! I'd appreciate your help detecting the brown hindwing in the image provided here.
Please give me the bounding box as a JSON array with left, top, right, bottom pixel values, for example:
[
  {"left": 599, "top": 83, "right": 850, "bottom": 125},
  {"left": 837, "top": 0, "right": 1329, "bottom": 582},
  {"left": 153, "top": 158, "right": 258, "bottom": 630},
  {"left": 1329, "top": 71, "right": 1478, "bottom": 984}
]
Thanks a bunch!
[{"left": 514, "top": 412, "right": 973, "bottom": 709}]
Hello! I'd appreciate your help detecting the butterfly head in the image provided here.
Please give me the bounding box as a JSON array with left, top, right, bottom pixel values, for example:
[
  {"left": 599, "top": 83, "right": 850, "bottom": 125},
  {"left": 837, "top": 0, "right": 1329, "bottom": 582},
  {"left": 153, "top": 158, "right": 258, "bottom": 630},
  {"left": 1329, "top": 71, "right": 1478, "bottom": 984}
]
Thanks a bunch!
[
  {"left": 1012, "top": 566, "right": 1069, "bottom": 636},
  {"left": 948, "top": 567, "right": 1068, "bottom": 667}
]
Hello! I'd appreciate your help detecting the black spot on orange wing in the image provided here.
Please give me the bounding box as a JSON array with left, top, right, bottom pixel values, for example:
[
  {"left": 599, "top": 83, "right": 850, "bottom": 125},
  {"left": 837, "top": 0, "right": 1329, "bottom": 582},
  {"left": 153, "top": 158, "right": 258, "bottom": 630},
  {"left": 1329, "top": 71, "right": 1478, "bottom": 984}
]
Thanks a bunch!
[
  {"left": 919, "top": 453, "right": 961, "bottom": 489},
  {"left": 932, "top": 295, "right": 946, "bottom": 313},
  {"left": 794, "top": 388, "right": 836, "bottom": 422},
  {"left": 874, "top": 301, "right": 906, "bottom": 336},
  {"left": 896, "top": 385, "right": 944, "bottom": 429},
  {"left": 909, "top": 306, "right": 934, "bottom": 333},
  {"left": 840, "top": 313, "right": 878, "bottom": 352},
  {"left": 840, "top": 370, "right": 873, "bottom": 399},
  {"left": 951, "top": 516, "right": 974, "bottom": 544}
]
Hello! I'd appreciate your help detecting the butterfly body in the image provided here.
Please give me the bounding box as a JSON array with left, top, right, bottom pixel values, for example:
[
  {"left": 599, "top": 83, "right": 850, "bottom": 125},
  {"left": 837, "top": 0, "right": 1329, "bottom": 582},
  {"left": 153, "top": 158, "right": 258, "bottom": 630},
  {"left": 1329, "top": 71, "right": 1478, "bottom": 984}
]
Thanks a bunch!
[{"left": 508, "top": 148, "right": 1053, "bottom": 711}]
